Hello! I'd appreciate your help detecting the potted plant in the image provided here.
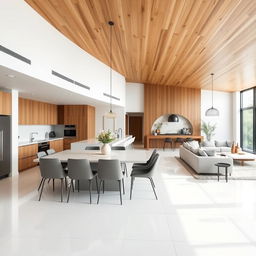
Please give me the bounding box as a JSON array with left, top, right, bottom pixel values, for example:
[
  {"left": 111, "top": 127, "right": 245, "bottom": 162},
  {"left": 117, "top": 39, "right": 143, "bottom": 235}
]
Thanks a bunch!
[
  {"left": 201, "top": 121, "right": 217, "bottom": 141},
  {"left": 97, "top": 130, "right": 115, "bottom": 155},
  {"left": 155, "top": 122, "right": 162, "bottom": 135}
]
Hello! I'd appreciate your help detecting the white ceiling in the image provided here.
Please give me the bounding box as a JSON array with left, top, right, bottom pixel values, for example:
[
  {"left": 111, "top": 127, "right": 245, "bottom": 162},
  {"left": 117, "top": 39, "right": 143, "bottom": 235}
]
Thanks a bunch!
[{"left": 0, "top": 65, "right": 109, "bottom": 107}]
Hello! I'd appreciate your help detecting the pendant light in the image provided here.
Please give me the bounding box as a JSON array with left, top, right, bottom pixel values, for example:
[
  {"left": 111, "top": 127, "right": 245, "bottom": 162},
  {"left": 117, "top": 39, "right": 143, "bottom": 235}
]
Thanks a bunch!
[
  {"left": 205, "top": 73, "right": 219, "bottom": 116},
  {"left": 104, "top": 21, "right": 116, "bottom": 119}
]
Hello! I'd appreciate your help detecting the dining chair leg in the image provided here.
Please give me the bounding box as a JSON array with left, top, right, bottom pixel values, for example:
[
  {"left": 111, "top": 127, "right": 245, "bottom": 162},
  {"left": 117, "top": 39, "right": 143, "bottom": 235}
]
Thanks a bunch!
[
  {"left": 103, "top": 181, "right": 105, "bottom": 194},
  {"left": 125, "top": 163, "right": 128, "bottom": 177},
  {"left": 122, "top": 178, "right": 125, "bottom": 194},
  {"left": 52, "top": 179, "right": 55, "bottom": 191},
  {"left": 89, "top": 180, "right": 92, "bottom": 204},
  {"left": 130, "top": 177, "right": 134, "bottom": 200},
  {"left": 48, "top": 178, "right": 51, "bottom": 183},
  {"left": 118, "top": 180, "right": 122, "bottom": 205},
  {"left": 150, "top": 177, "right": 156, "bottom": 188},
  {"left": 97, "top": 180, "right": 103, "bottom": 204},
  {"left": 149, "top": 178, "right": 158, "bottom": 200},
  {"left": 71, "top": 179, "right": 74, "bottom": 192},
  {"left": 163, "top": 142, "right": 165, "bottom": 151},
  {"left": 61, "top": 178, "right": 63, "bottom": 202},
  {"left": 38, "top": 178, "right": 43, "bottom": 191},
  {"left": 95, "top": 176, "right": 99, "bottom": 194},
  {"left": 65, "top": 177, "right": 68, "bottom": 191},
  {"left": 38, "top": 178, "right": 46, "bottom": 201},
  {"left": 67, "top": 179, "right": 72, "bottom": 203},
  {"left": 78, "top": 180, "right": 80, "bottom": 192}
]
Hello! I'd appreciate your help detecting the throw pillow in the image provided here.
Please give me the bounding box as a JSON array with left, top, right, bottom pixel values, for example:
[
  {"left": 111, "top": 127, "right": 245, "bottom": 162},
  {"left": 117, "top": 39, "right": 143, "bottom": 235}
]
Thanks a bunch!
[
  {"left": 201, "top": 141, "right": 215, "bottom": 147},
  {"left": 187, "top": 140, "right": 200, "bottom": 148},
  {"left": 198, "top": 148, "right": 207, "bottom": 156},
  {"left": 226, "top": 141, "right": 233, "bottom": 147},
  {"left": 215, "top": 140, "right": 227, "bottom": 147},
  {"left": 204, "top": 149, "right": 216, "bottom": 156}
]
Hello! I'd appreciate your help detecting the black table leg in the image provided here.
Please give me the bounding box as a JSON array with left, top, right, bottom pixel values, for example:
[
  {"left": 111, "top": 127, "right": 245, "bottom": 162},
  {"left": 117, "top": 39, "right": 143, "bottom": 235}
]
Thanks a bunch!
[
  {"left": 217, "top": 167, "right": 219, "bottom": 182},
  {"left": 225, "top": 167, "right": 228, "bottom": 183}
]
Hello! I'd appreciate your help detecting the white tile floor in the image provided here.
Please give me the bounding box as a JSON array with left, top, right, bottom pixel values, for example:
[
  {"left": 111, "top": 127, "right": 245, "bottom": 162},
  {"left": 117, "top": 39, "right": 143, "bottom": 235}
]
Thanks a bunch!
[{"left": 1, "top": 149, "right": 256, "bottom": 255}]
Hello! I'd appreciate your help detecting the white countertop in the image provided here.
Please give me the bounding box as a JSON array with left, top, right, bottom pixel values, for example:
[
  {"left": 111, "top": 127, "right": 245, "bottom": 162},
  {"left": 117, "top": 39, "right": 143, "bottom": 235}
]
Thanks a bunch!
[
  {"left": 18, "top": 137, "right": 63, "bottom": 147},
  {"left": 71, "top": 135, "right": 133, "bottom": 151}
]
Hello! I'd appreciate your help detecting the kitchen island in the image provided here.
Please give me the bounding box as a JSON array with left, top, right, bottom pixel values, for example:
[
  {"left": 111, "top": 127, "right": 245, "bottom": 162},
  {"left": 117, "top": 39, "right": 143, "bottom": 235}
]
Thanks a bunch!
[{"left": 71, "top": 135, "right": 134, "bottom": 151}]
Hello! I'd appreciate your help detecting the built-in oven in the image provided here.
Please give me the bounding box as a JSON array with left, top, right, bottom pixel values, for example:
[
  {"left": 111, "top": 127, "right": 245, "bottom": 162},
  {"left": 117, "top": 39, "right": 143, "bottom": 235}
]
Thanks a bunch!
[
  {"left": 64, "top": 125, "right": 76, "bottom": 137},
  {"left": 38, "top": 142, "right": 50, "bottom": 153}
]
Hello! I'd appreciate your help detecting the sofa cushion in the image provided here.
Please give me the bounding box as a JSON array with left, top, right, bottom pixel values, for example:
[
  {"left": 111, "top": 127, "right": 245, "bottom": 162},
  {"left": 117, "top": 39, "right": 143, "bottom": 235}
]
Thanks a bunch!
[
  {"left": 226, "top": 141, "right": 233, "bottom": 147},
  {"left": 183, "top": 142, "right": 190, "bottom": 150},
  {"left": 201, "top": 141, "right": 215, "bottom": 147},
  {"left": 220, "top": 147, "right": 231, "bottom": 152},
  {"left": 201, "top": 146, "right": 221, "bottom": 152},
  {"left": 204, "top": 149, "right": 216, "bottom": 156},
  {"left": 215, "top": 140, "right": 227, "bottom": 147},
  {"left": 187, "top": 140, "right": 200, "bottom": 148},
  {"left": 198, "top": 148, "right": 207, "bottom": 156}
]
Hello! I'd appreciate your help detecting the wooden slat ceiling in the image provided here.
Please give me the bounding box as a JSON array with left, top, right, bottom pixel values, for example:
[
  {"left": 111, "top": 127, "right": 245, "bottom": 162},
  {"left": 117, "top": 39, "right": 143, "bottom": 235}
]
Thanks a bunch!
[{"left": 24, "top": 0, "right": 256, "bottom": 92}]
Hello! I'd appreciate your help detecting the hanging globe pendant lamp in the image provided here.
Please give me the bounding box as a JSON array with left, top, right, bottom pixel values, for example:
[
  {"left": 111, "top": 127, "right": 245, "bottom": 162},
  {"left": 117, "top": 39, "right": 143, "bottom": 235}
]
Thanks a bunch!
[{"left": 205, "top": 73, "right": 219, "bottom": 116}]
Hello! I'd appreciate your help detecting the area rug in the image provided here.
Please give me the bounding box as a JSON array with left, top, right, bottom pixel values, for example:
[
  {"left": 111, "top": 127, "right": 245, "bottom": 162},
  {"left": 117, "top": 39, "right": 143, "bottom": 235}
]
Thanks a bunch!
[{"left": 175, "top": 157, "right": 256, "bottom": 180}]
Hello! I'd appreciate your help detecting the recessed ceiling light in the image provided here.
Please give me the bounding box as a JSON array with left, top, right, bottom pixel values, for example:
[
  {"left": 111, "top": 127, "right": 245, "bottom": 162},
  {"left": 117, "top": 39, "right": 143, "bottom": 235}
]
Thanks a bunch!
[{"left": 7, "top": 74, "right": 15, "bottom": 78}]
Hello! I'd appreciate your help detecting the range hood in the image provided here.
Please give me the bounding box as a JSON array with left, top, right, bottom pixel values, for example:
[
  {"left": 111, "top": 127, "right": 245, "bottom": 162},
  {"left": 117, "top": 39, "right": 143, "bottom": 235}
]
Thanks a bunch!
[{"left": 168, "top": 114, "right": 179, "bottom": 122}]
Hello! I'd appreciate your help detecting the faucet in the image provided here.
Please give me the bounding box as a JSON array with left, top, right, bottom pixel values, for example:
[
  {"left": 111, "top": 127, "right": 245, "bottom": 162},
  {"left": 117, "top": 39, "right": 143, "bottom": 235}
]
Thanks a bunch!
[
  {"left": 30, "top": 132, "right": 38, "bottom": 142},
  {"left": 117, "top": 128, "right": 123, "bottom": 139}
]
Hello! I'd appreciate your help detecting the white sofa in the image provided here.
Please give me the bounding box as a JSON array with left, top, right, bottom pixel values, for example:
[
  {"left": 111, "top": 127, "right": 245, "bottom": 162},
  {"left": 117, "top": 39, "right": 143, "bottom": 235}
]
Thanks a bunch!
[{"left": 179, "top": 145, "right": 233, "bottom": 174}]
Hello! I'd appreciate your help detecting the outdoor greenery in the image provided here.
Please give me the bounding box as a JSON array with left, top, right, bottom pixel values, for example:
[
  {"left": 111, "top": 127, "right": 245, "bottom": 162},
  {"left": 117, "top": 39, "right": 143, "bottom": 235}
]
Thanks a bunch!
[
  {"left": 97, "top": 130, "right": 115, "bottom": 144},
  {"left": 242, "top": 109, "right": 253, "bottom": 151},
  {"left": 201, "top": 121, "right": 217, "bottom": 141}
]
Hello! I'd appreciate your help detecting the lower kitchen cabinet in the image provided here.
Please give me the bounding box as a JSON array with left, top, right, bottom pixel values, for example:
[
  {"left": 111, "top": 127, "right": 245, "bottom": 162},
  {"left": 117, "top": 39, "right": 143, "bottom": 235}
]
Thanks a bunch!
[
  {"left": 49, "top": 139, "right": 63, "bottom": 152},
  {"left": 64, "top": 138, "right": 77, "bottom": 150},
  {"left": 18, "top": 144, "right": 38, "bottom": 172}
]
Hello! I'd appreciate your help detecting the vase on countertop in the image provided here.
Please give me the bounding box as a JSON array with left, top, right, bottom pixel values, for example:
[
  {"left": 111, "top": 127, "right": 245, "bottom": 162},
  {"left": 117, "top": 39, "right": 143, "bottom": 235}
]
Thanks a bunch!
[{"left": 101, "top": 143, "right": 111, "bottom": 155}]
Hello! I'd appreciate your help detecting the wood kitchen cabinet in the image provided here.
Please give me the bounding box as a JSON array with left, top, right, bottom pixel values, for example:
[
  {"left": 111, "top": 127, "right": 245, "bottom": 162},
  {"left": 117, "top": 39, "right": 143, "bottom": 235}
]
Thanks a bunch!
[
  {"left": 18, "top": 144, "right": 38, "bottom": 171},
  {"left": 63, "top": 138, "right": 77, "bottom": 150},
  {"left": 0, "top": 91, "right": 12, "bottom": 115},
  {"left": 49, "top": 139, "right": 63, "bottom": 152},
  {"left": 19, "top": 98, "right": 57, "bottom": 125}
]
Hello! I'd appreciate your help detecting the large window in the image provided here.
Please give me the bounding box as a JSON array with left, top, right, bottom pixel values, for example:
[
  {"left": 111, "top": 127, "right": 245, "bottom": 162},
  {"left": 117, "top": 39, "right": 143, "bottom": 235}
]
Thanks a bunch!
[{"left": 241, "top": 88, "right": 254, "bottom": 152}]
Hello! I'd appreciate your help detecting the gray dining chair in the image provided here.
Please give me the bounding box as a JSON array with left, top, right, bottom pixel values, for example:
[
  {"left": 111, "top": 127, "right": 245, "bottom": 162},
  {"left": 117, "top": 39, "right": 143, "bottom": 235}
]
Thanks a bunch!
[
  {"left": 67, "top": 159, "right": 98, "bottom": 204},
  {"left": 47, "top": 148, "right": 56, "bottom": 155},
  {"left": 85, "top": 146, "right": 100, "bottom": 150},
  {"left": 38, "top": 158, "right": 66, "bottom": 202},
  {"left": 130, "top": 153, "right": 159, "bottom": 200},
  {"left": 132, "top": 149, "right": 157, "bottom": 168},
  {"left": 97, "top": 159, "right": 125, "bottom": 205},
  {"left": 111, "top": 146, "right": 128, "bottom": 176}
]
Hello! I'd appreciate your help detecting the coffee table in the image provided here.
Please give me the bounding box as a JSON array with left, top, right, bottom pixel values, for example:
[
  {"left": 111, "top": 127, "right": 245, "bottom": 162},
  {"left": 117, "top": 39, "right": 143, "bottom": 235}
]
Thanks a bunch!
[{"left": 224, "top": 152, "right": 256, "bottom": 166}]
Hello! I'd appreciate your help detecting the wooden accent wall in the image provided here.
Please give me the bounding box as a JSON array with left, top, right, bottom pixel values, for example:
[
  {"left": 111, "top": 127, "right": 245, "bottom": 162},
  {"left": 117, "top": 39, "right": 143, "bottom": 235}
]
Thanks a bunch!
[
  {"left": 144, "top": 84, "right": 201, "bottom": 148},
  {"left": 0, "top": 91, "right": 12, "bottom": 115}
]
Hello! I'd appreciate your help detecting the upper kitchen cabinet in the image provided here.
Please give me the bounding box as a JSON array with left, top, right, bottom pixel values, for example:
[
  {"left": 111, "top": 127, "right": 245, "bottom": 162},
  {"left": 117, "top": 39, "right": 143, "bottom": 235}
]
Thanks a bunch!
[
  {"left": 19, "top": 98, "right": 57, "bottom": 125},
  {"left": 0, "top": 91, "right": 12, "bottom": 115}
]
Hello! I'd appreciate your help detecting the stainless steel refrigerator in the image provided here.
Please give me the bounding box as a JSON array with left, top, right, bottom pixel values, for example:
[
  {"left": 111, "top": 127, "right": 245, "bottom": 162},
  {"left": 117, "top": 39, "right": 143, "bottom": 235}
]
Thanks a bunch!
[{"left": 0, "top": 115, "right": 11, "bottom": 178}]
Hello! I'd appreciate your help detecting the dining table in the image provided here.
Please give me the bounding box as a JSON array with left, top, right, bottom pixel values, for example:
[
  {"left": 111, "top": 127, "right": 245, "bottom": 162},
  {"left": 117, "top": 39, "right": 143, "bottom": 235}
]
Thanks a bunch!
[{"left": 34, "top": 149, "right": 154, "bottom": 191}]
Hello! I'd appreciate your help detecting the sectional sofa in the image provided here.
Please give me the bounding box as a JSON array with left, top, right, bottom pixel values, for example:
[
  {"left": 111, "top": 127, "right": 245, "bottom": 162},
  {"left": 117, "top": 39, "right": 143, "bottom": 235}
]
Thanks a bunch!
[{"left": 179, "top": 141, "right": 233, "bottom": 174}]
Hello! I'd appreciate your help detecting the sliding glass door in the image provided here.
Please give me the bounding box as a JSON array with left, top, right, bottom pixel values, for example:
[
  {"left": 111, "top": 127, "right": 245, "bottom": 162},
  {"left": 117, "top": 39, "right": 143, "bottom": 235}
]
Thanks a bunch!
[{"left": 241, "top": 88, "right": 254, "bottom": 152}]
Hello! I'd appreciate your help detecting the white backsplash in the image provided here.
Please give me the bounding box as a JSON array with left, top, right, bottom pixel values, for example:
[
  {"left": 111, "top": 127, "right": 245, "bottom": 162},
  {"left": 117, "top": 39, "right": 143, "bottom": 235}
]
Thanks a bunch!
[{"left": 19, "top": 125, "right": 64, "bottom": 142}]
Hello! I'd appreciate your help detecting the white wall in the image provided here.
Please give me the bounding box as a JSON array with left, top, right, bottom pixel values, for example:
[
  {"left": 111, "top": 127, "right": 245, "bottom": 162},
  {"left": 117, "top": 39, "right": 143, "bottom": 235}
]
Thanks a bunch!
[
  {"left": 232, "top": 92, "right": 240, "bottom": 143},
  {"left": 11, "top": 89, "right": 18, "bottom": 176},
  {"left": 201, "top": 90, "right": 233, "bottom": 141},
  {"left": 0, "top": 0, "right": 125, "bottom": 107},
  {"left": 126, "top": 83, "right": 144, "bottom": 112},
  {"left": 95, "top": 105, "right": 125, "bottom": 137}
]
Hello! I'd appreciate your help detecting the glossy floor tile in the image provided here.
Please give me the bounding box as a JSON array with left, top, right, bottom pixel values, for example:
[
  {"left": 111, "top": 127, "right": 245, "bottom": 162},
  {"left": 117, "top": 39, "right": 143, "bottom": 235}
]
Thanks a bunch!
[{"left": 1, "top": 149, "right": 256, "bottom": 255}]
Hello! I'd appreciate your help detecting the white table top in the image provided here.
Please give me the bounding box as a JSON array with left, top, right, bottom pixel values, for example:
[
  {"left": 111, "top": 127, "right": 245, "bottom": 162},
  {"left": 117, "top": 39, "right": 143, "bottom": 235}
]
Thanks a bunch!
[
  {"left": 225, "top": 152, "right": 256, "bottom": 160},
  {"left": 35, "top": 149, "right": 153, "bottom": 163}
]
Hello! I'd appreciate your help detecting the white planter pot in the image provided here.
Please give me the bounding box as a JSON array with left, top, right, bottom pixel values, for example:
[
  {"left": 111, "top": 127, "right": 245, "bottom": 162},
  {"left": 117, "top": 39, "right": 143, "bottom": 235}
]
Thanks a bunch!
[{"left": 101, "top": 143, "right": 111, "bottom": 155}]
